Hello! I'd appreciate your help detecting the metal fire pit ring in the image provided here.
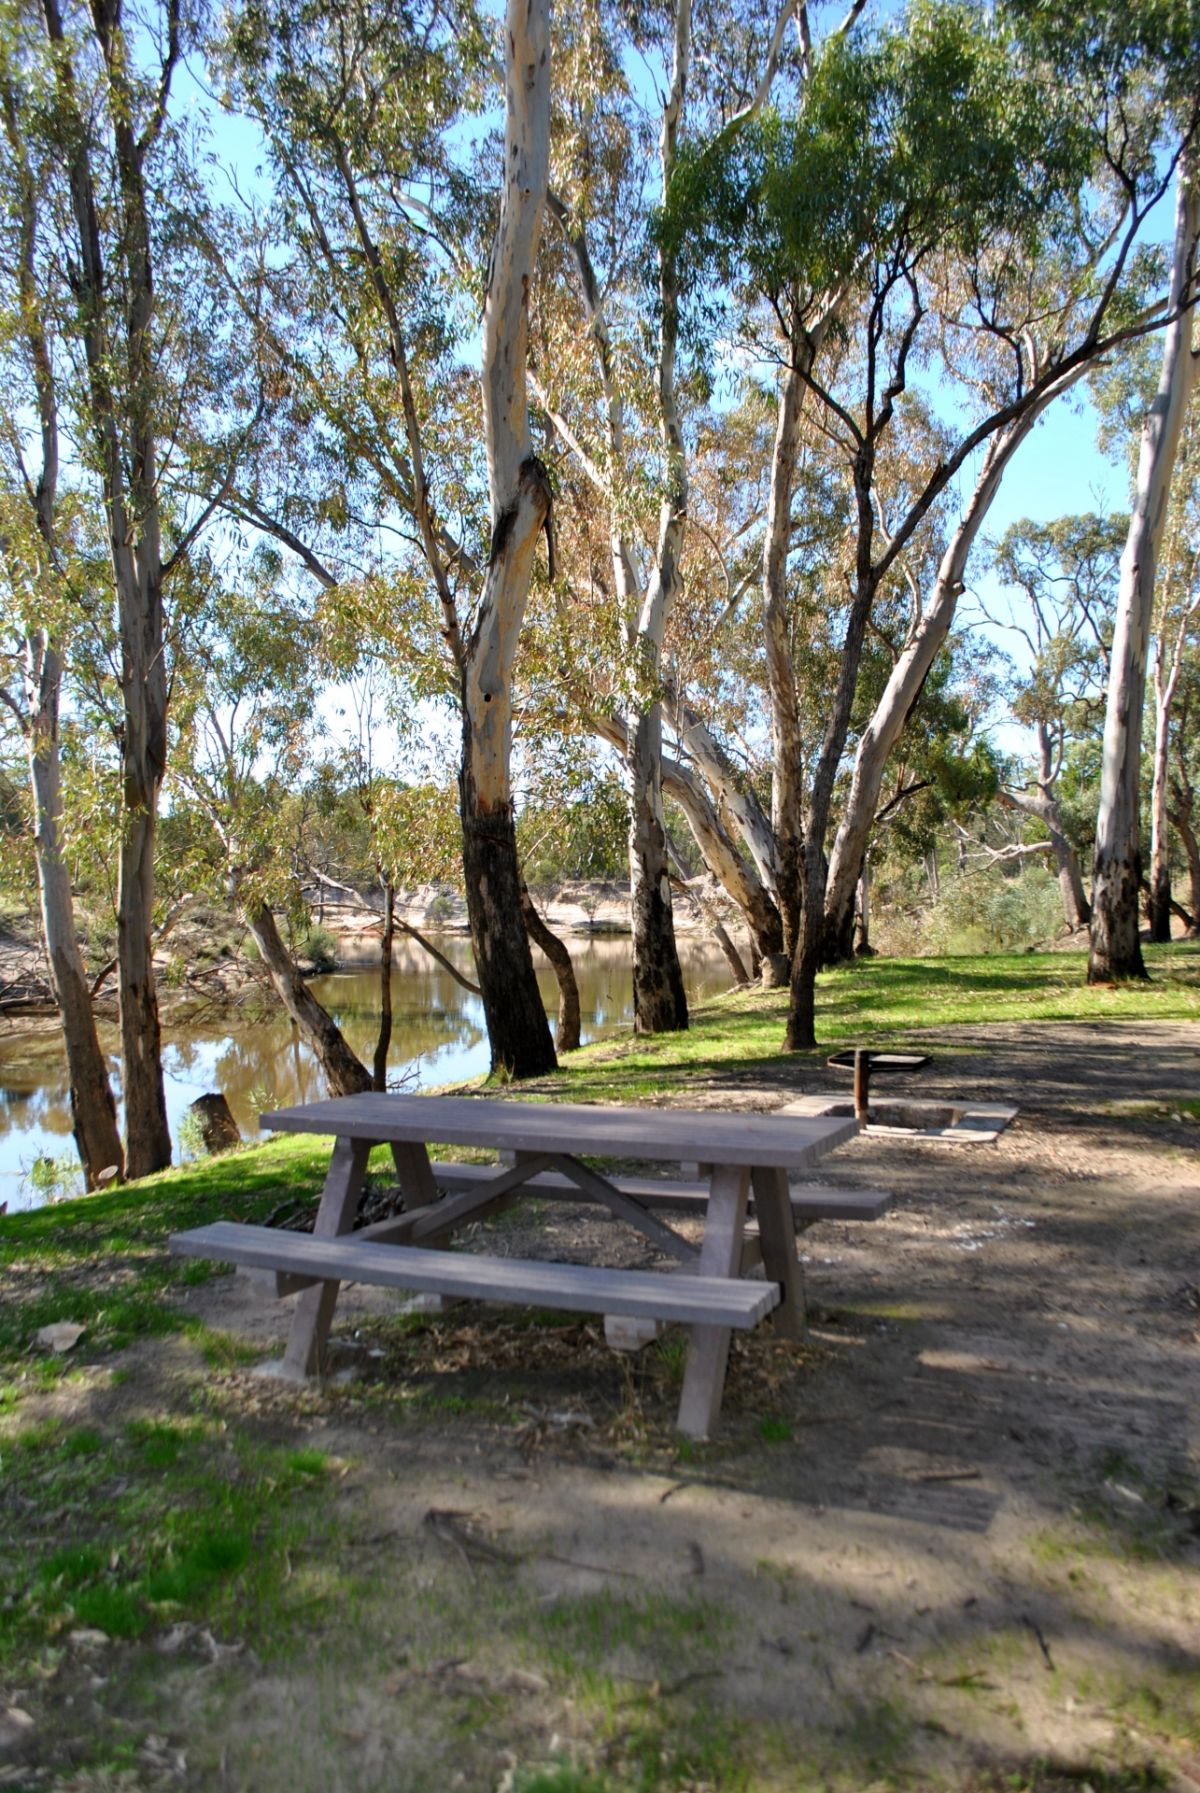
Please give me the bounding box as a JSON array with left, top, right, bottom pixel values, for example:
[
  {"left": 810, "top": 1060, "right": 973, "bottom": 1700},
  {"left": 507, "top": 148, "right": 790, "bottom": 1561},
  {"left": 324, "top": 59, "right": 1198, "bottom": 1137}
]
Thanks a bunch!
[{"left": 825, "top": 1051, "right": 930, "bottom": 1073}]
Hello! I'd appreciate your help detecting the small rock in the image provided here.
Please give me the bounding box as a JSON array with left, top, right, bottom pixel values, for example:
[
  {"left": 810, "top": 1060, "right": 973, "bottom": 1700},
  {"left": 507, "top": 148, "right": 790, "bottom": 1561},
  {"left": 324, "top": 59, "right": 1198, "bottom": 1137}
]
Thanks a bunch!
[
  {"left": 34, "top": 1322, "right": 85, "bottom": 1354},
  {"left": 0, "top": 1707, "right": 35, "bottom": 1756},
  {"left": 68, "top": 1628, "right": 110, "bottom": 1648}
]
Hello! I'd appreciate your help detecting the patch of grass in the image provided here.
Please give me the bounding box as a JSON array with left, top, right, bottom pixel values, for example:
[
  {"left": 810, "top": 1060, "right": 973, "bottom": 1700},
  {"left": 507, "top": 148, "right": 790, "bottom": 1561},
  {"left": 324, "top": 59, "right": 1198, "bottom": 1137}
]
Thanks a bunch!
[
  {"left": 473, "top": 942, "right": 1200, "bottom": 1106},
  {"left": 0, "top": 1411, "right": 335, "bottom": 1663},
  {"left": 758, "top": 1414, "right": 793, "bottom": 1443},
  {"left": 525, "top": 1589, "right": 732, "bottom": 1679}
]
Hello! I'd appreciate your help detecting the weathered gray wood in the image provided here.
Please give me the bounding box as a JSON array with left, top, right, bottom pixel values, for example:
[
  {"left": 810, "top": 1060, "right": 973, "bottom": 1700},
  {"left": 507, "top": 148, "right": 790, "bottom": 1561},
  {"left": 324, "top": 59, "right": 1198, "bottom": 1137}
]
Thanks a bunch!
[
  {"left": 260, "top": 1094, "right": 855, "bottom": 1169},
  {"left": 390, "top": 1140, "right": 438, "bottom": 1211},
  {"left": 281, "top": 1135, "right": 373, "bottom": 1379},
  {"left": 169, "top": 1222, "right": 780, "bottom": 1327},
  {"left": 676, "top": 1163, "right": 750, "bottom": 1439},
  {"left": 752, "top": 1164, "right": 805, "bottom": 1338},
  {"left": 427, "top": 1160, "right": 891, "bottom": 1222}
]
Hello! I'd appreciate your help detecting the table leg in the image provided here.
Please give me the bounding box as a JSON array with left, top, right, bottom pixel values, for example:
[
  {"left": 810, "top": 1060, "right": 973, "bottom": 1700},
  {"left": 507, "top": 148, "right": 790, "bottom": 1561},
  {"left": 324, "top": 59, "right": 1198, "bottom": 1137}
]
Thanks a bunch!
[
  {"left": 676, "top": 1163, "right": 750, "bottom": 1439},
  {"left": 751, "top": 1164, "right": 806, "bottom": 1339},
  {"left": 281, "top": 1136, "right": 372, "bottom": 1379},
  {"left": 390, "top": 1140, "right": 438, "bottom": 1212}
]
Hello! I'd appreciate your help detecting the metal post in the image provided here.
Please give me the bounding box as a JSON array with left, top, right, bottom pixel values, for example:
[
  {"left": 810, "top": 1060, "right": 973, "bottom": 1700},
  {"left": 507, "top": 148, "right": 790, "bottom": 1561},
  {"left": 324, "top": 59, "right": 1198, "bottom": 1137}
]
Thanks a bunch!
[{"left": 853, "top": 1048, "right": 870, "bottom": 1124}]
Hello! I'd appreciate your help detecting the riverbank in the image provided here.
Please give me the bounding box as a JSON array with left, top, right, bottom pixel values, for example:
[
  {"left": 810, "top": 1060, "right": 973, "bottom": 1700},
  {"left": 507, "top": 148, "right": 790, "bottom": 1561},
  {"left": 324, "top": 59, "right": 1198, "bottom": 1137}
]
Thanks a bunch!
[{"left": 1, "top": 956, "right": 1198, "bottom": 1791}]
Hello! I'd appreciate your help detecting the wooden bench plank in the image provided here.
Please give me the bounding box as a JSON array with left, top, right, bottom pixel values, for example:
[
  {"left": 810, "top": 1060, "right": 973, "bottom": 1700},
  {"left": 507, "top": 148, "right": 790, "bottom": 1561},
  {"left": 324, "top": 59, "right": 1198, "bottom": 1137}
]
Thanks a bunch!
[
  {"left": 170, "top": 1223, "right": 781, "bottom": 1329},
  {"left": 425, "top": 1161, "right": 892, "bottom": 1222}
]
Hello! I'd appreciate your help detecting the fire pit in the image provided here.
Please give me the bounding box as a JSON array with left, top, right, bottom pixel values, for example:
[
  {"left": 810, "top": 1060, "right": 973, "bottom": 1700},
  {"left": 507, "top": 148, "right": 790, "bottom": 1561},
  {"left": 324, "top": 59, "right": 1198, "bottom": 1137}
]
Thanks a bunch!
[
  {"left": 786, "top": 1048, "right": 1017, "bottom": 1141},
  {"left": 825, "top": 1047, "right": 932, "bottom": 1122}
]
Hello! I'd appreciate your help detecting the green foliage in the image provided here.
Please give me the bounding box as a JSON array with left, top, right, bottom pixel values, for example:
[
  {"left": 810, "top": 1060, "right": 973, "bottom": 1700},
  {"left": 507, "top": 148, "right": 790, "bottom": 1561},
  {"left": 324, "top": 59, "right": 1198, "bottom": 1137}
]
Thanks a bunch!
[
  {"left": 664, "top": 1, "right": 1092, "bottom": 304},
  {"left": 24, "top": 1152, "right": 83, "bottom": 1205},
  {"left": 299, "top": 924, "right": 340, "bottom": 972}
]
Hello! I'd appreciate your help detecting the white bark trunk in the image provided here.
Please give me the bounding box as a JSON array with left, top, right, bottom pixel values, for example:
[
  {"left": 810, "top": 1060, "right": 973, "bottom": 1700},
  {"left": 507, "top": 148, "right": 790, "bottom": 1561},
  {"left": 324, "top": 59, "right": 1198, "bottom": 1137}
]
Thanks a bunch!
[
  {"left": 627, "top": 0, "right": 691, "bottom": 1034},
  {"left": 458, "top": 0, "right": 556, "bottom": 1076},
  {"left": 26, "top": 636, "right": 125, "bottom": 1188},
  {"left": 1090, "top": 153, "right": 1200, "bottom": 981},
  {"left": 823, "top": 409, "right": 1043, "bottom": 960},
  {"left": 763, "top": 353, "right": 807, "bottom": 955}
]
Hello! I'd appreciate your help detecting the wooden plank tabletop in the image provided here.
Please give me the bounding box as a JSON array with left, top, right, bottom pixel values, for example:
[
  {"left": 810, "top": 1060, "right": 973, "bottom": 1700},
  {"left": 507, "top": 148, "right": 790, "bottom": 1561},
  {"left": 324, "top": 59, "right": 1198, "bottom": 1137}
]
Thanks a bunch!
[{"left": 259, "top": 1093, "right": 857, "bottom": 1170}]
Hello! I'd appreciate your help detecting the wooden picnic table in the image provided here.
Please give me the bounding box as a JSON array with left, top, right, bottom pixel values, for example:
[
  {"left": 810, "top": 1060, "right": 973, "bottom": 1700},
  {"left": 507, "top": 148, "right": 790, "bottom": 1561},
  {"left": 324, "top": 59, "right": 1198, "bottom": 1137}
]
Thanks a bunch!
[{"left": 171, "top": 1093, "right": 865, "bottom": 1438}]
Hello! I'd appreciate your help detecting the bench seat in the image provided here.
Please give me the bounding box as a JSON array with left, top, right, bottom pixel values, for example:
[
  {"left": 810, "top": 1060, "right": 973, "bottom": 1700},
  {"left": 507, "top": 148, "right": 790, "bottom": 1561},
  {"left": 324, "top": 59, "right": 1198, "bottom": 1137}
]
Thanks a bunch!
[
  {"left": 170, "top": 1221, "right": 782, "bottom": 1328},
  {"left": 428, "top": 1161, "right": 893, "bottom": 1223}
]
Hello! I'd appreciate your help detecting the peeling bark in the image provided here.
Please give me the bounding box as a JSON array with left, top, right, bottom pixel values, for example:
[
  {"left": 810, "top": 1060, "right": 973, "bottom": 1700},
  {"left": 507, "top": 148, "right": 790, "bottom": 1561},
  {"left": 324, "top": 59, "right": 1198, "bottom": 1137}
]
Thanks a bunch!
[
  {"left": 1091, "top": 155, "right": 1200, "bottom": 982},
  {"left": 763, "top": 351, "right": 807, "bottom": 955},
  {"left": 458, "top": 0, "right": 556, "bottom": 1078}
]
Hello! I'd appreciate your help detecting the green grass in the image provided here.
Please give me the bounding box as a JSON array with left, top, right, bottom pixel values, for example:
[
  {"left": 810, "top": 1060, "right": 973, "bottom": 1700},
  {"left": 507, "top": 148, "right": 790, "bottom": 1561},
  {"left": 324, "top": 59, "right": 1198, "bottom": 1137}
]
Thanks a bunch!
[
  {"left": 0, "top": 1411, "right": 333, "bottom": 1661},
  {"left": 0, "top": 947, "right": 1196, "bottom": 1790},
  {"left": 524, "top": 943, "right": 1200, "bottom": 1104}
]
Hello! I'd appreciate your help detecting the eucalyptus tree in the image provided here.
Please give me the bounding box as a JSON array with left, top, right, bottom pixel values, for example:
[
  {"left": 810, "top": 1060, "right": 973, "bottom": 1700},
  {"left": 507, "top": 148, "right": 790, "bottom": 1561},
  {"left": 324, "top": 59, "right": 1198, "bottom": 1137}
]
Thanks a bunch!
[
  {"left": 669, "top": 0, "right": 1200, "bottom": 1043},
  {"left": 988, "top": 514, "right": 1124, "bottom": 932},
  {"left": 170, "top": 568, "right": 373, "bottom": 1096},
  {"left": 215, "top": 0, "right": 559, "bottom": 1077},
  {"left": 0, "top": 11, "right": 125, "bottom": 1186},
  {"left": 530, "top": 0, "right": 832, "bottom": 1031},
  {"left": 1148, "top": 420, "right": 1200, "bottom": 941},
  {"left": 1090, "top": 149, "right": 1200, "bottom": 979},
  {"left": 0, "top": 0, "right": 247, "bottom": 1174}
]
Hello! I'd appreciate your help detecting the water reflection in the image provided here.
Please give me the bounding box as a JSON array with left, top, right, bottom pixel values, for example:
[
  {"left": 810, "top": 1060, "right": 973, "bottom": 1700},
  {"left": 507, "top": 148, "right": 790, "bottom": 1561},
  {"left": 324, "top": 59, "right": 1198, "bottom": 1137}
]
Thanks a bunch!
[{"left": 0, "top": 936, "right": 732, "bottom": 1211}]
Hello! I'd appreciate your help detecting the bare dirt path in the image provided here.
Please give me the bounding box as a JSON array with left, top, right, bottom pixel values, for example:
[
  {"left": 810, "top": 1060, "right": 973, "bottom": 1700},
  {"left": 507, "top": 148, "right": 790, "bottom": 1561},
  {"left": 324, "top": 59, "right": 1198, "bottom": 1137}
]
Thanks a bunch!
[{"left": 7, "top": 1021, "right": 1199, "bottom": 1792}]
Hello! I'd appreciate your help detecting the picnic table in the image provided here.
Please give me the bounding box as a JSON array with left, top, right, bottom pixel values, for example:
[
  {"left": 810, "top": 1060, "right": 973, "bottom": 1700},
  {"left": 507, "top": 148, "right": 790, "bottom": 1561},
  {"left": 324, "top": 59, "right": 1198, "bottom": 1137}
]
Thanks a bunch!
[{"left": 171, "top": 1093, "right": 882, "bottom": 1438}]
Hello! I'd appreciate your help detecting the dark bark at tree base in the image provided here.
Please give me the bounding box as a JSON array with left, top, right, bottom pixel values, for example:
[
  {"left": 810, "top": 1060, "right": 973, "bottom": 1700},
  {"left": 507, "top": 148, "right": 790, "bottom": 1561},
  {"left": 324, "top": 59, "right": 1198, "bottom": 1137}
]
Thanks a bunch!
[
  {"left": 631, "top": 880, "right": 689, "bottom": 1033},
  {"left": 119, "top": 964, "right": 172, "bottom": 1178},
  {"left": 1088, "top": 851, "right": 1149, "bottom": 982},
  {"left": 460, "top": 780, "right": 557, "bottom": 1078},
  {"left": 519, "top": 876, "right": 582, "bottom": 1051}
]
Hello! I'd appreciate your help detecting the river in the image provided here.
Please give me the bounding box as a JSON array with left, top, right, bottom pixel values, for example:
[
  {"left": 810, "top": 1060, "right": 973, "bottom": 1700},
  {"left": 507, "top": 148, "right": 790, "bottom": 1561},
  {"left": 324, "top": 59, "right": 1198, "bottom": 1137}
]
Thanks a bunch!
[{"left": 0, "top": 936, "right": 733, "bottom": 1211}]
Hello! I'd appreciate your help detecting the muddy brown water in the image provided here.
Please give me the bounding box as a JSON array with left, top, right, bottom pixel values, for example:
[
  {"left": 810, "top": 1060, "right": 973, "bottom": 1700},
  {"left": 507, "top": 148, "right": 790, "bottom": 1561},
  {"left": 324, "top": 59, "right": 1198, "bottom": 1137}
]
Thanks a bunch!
[{"left": 0, "top": 936, "right": 732, "bottom": 1211}]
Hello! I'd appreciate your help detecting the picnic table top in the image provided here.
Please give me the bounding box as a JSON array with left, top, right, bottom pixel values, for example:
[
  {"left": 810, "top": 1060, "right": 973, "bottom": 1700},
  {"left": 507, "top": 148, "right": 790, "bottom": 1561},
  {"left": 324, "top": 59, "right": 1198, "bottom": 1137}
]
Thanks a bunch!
[{"left": 259, "top": 1092, "right": 858, "bottom": 1171}]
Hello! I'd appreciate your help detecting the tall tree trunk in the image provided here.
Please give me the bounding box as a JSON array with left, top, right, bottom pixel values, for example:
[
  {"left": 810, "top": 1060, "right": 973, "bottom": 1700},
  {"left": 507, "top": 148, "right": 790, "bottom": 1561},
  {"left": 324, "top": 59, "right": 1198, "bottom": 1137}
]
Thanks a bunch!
[
  {"left": 3, "top": 84, "right": 124, "bottom": 1191},
  {"left": 823, "top": 411, "right": 1043, "bottom": 962},
  {"left": 628, "top": 703, "right": 688, "bottom": 1031},
  {"left": 26, "top": 639, "right": 125, "bottom": 1189},
  {"left": 45, "top": 0, "right": 173, "bottom": 1173},
  {"left": 519, "top": 875, "right": 581, "bottom": 1051},
  {"left": 458, "top": 0, "right": 556, "bottom": 1078},
  {"left": 626, "top": 0, "right": 691, "bottom": 1036},
  {"left": 1090, "top": 155, "right": 1199, "bottom": 982},
  {"left": 785, "top": 468, "right": 881, "bottom": 1050},
  {"left": 1148, "top": 690, "right": 1174, "bottom": 943},
  {"left": 1169, "top": 780, "right": 1200, "bottom": 933},
  {"left": 593, "top": 712, "right": 783, "bottom": 967},
  {"left": 1147, "top": 589, "right": 1199, "bottom": 942},
  {"left": 373, "top": 878, "right": 395, "bottom": 1090},
  {"left": 245, "top": 904, "right": 371, "bottom": 1097},
  {"left": 763, "top": 350, "right": 807, "bottom": 958}
]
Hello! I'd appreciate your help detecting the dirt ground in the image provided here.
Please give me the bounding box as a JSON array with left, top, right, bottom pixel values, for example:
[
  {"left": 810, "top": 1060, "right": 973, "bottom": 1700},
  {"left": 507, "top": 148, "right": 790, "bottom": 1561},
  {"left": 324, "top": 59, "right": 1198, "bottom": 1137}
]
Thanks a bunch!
[{"left": 5, "top": 1020, "right": 1199, "bottom": 1792}]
